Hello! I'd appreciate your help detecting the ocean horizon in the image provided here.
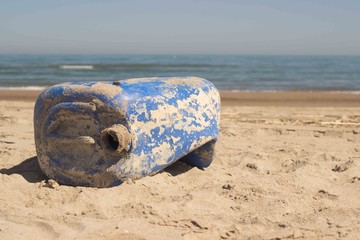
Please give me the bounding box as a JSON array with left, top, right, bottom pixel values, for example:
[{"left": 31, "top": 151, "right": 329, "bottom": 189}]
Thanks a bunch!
[{"left": 0, "top": 54, "right": 359, "bottom": 91}]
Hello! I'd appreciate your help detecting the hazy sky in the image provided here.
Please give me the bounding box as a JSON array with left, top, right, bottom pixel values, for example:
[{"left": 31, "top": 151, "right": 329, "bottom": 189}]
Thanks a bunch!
[{"left": 1, "top": 0, "right": 359, "bottom": 55}]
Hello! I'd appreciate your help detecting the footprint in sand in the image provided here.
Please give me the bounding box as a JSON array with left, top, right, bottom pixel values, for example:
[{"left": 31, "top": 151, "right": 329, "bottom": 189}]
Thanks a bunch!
[
  {"left": 281, "top": 159, "right": 308, "bottom": 172},
  {"left": 332, "top": 160, "right": 353, "bottom": 172},
  {"left": 351, "top": 177, "right": 360, "bottom": 183},
  {"left": 317, "top": 189, "right": 338, "bottom": 200}
]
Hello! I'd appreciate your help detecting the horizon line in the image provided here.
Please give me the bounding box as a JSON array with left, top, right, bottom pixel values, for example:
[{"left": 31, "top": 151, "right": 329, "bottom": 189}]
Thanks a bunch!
[{"left": 1, "top": 53, "right": 360, "bottom": 57}]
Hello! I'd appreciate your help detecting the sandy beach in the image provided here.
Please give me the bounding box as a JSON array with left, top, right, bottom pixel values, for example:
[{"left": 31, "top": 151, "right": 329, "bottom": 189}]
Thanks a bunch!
[{"left": 0, "top": 90, "right": 359, "bottom": 239}]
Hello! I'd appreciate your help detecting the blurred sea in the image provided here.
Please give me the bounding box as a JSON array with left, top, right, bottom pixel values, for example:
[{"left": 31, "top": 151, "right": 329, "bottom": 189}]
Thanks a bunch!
[{"left": 0, "top": 54, "right": 359, "bottom": 91}]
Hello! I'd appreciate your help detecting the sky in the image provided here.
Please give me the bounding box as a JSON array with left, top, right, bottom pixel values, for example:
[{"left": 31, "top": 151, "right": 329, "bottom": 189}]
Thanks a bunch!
[{"left": 1, "top": 0, "right": 360, "bottom": 55}]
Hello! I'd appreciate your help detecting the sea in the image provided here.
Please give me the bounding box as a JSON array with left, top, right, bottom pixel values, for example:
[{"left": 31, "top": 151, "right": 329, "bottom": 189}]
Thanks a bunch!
[{"left": 0, "top": 54, "right": 360, "bottom": 91}]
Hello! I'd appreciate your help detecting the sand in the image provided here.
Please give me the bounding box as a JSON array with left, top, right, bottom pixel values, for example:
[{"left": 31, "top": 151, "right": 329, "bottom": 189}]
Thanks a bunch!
[{"left": 0, "top": 90, "right": 359, "bottom": 239}]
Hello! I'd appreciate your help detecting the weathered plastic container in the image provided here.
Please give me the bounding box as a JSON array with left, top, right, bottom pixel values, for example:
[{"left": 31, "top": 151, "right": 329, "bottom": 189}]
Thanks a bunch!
[{"left": 34, "top": 77, "right": 220, "bottom": 187}]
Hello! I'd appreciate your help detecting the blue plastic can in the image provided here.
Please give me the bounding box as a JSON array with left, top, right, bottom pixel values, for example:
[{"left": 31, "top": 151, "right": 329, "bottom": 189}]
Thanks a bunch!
[{"left": 34, "top": 77, "right": 220, "bottom": 187}]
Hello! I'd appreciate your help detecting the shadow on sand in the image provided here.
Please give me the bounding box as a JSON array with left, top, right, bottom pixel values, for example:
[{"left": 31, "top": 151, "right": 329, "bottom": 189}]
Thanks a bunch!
[
  {"left": 0, "top": 156, "right": 196, "bottom": 185},
  {"left": 0, "top": 156, "right": 47, "bottom": 183},
  {"left": 163, "top": 160, "right": 196, "bottom": 177}
]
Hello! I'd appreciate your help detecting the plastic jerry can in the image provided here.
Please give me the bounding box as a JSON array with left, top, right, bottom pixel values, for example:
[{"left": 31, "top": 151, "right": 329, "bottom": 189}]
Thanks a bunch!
[{"left": 34, "top": 77, "right": 220, "bottom": 187}]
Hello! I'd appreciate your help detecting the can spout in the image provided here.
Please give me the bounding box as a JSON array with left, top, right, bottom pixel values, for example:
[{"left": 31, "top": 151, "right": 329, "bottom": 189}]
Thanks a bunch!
[{"left": 101, "top": 124, "right": 131, "bottom": 153}]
